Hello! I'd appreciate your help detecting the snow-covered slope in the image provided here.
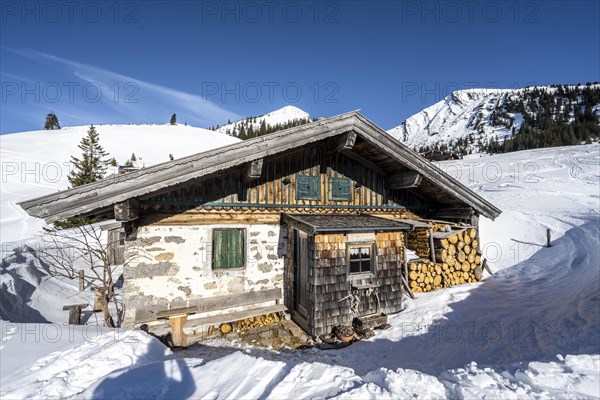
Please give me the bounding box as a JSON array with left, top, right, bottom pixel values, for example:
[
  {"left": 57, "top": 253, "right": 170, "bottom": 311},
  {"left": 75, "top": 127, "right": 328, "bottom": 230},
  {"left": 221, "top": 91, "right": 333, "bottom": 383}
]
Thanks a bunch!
[
  {"left": 388, "top": 88, "right": 514, "bottom": 148},
  {"left": 387, "top": 84, "right": 600, "bottom": 152},
  {"left": 0, "top": 124, "right": 240, "bottom": 242},
  {"left": 214, "top": 105, "right": 310, "bottom": 136}
]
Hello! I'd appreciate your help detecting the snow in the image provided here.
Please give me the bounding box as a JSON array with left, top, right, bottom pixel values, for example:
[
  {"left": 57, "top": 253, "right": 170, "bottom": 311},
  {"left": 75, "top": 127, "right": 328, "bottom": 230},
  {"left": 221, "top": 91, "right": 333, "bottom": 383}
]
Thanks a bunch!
[
  {"left": 0, "top": 322, "right": 171, "bottom": 399},
  {"left": 214, "top": 105, "right": 310, "bottom": 135},
  {"left": 387, "top": 88, "right": 516, "bottom": 150},
  {"left": 1, "top": 120, "right": 599, "bottom": 399},
  {"left": 387, "top": 84, "right": 600, "bottom": 151}
]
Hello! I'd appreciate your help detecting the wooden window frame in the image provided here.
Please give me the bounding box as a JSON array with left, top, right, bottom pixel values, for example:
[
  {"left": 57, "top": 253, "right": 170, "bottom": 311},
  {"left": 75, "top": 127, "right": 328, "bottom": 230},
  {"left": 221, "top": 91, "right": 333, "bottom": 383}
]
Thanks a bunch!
[
  {"left": 347, "top": 242, "right": 376, "bottom": 277},
  {"left": 212, "top": 228, "right": 246, "bottom": 270},
  {"left": 328, "top": 176, "right": 352, "bottom": 201},
  {"left": 296, "top": 175, "right": 321, "bottom": 200}
]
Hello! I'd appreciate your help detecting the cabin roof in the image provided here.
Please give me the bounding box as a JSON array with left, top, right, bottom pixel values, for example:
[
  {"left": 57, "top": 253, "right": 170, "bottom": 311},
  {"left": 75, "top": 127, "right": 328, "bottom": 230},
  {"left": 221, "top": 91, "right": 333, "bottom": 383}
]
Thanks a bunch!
[
  {"left": 285, "top": 214, "right": 412, "bottom": 234},
  {"left": 18, "top": 111, "right": 501, "bottom": 222}
]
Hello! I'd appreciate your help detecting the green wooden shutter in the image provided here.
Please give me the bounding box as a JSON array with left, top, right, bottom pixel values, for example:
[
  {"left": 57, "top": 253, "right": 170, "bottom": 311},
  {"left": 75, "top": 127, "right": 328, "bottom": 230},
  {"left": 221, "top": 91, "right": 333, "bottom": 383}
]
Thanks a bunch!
[
  {"left": 296, "top": 175, "right": 320, "bottom": 200},
  {"left": 329, "top": 177, "right": 352, "bottom": 200},
  {"left": 213, "top": 229, "right": 245, "bottom": 269}
]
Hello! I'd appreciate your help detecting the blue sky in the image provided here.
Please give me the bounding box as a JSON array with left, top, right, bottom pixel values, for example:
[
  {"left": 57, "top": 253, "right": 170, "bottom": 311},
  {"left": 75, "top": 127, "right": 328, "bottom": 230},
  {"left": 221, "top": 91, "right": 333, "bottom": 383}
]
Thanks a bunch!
[{"left": 1, "top": 0, "right": 599, "bottom": 134}]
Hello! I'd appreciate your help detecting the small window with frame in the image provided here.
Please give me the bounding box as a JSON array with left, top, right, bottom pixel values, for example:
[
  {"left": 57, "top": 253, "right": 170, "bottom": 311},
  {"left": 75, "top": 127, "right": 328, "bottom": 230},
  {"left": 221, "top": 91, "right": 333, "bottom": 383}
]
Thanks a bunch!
[
  {"left": 347, "top": 243, "right": 375, "bottom": 274},
  {"left": 212, "top": 228, "right": 245, "bottom": 270}
]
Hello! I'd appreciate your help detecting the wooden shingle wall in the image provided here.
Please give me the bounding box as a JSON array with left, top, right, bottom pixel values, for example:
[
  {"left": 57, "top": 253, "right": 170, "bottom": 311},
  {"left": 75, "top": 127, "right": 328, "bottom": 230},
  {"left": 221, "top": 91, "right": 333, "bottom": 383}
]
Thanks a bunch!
[
  {"left": 307, "top": 231, "right": 405, "bottom": 336},
  {"left": 310, "top": 234, "right": 352, "bottom": 336}
]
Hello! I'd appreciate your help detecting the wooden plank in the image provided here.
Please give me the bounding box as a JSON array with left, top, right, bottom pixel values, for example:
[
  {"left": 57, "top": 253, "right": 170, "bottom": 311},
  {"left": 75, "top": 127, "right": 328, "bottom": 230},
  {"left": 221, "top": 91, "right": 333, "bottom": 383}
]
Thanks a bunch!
[
  {"left": 185, "top": 304, "right": 287, "bottom": 333},
  {"left": 156, "top": 306, "right": 198, "bottom": 319},
  {"left": 387, "top": 172, "right": 423, "bottom": 190},
  {"left": 195, "top": 288, "right": 282, "bottom": 313},
  {"left": 135, "top": 288, "right": 283, "bottom": 323}
]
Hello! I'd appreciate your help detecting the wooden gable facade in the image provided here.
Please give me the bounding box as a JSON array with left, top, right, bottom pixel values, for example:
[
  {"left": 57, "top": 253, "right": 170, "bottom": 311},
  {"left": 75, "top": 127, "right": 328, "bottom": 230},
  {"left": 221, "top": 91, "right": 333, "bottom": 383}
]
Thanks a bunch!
[{"left": 18, "top": 111, "right": 501, "bottom": 340}]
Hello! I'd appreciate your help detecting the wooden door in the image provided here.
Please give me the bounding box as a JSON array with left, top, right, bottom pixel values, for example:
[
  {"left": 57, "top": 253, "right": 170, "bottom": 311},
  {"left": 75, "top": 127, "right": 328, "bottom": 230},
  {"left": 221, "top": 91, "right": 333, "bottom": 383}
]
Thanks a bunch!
[{"left": 294, "top": 230, "right": 309, "bottom": 317}]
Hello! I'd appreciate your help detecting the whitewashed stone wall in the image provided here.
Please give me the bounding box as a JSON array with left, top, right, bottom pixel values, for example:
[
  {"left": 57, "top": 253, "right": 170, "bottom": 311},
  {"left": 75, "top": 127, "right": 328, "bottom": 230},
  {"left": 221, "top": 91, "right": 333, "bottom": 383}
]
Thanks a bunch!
[{"left": 123, "top": 223, "right": 287, "bottom": 326}]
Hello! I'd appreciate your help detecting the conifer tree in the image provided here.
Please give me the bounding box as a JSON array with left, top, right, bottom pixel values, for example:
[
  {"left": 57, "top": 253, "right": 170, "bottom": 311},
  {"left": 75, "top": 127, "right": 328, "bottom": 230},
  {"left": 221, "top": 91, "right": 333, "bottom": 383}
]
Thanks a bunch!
[
  {"left": 44, "top": 112, "right": 61, "bottom": 130},
  {"left": 170, "top": 113, "right": 177, "bottom": 125},
  {"left": 68, "top": 125, "right": 110, "bottom": 187}
]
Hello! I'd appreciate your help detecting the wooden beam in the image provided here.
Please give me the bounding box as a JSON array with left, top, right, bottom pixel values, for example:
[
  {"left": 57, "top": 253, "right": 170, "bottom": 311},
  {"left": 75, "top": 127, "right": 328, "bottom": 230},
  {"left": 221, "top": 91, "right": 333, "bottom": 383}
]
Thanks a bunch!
[
  {"left": 340, "top": 149, "right": 387, "bottom": 177},
  {"left": 387, "top": 172, "right": 423, "bottom": 190},
  {"left": 324, "top": 131, "right": 357, "bottom": 157},
  {"left": 241, "top": 159, "right": 263, "bottom": 182},
  {"left": 114, "top": 198, "right": 139, "bottom": 221}
]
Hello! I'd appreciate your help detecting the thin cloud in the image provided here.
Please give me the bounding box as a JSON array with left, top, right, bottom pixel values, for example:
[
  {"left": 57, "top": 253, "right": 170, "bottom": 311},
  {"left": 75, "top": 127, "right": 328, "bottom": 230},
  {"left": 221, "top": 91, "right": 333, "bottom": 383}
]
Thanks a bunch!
[{"left": 2, "top": 47, "right": 241, "bottom": 127}]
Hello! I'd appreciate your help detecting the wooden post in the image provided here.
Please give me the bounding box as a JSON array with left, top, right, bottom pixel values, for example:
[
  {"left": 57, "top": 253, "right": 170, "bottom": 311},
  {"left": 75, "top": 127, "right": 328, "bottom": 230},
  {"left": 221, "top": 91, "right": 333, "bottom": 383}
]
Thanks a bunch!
[
  {"left": 429, "top": 229, "right": 436, "bottom": 262},
  {"left": 547, "top": 229, "right": 551, "bottom": 247},
  {"left": 78, "top": 270, "right": 84, "bottom": 291},
  {"left": 62, "top": 303, "right": 88, "bottom": 325},
  {"left": 482, "top": 259, "right": 493, "bottom": 276},
  {"left": 168, "top": 315, "right": 188, "bottom": 348}
]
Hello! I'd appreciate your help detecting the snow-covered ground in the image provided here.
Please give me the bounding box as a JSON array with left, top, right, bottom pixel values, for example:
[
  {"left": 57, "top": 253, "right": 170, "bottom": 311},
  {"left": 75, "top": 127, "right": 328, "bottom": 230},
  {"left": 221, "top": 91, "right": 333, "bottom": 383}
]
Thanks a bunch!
[{"left": 1, "top": 140, "right": 599, "bottom": 398}]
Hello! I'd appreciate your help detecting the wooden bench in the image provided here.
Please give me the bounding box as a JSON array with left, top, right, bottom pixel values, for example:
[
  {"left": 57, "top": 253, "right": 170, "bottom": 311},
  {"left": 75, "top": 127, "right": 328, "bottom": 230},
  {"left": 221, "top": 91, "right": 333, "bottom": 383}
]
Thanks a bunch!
[{"left": 141, "top": 288, "right": 286, "bottom": 347}]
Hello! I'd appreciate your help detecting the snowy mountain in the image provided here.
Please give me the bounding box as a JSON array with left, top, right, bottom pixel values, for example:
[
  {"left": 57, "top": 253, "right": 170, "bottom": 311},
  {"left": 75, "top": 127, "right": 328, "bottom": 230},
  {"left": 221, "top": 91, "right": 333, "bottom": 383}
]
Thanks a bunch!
[
  {"left": 213, "top": 105, "right": 311, "bottom": 138},
  {"left": 388, "top": 83, "right": 600, "bottom": 154},
  {"left": 0, "top": 124, "right": 240, "bottom": 242}
]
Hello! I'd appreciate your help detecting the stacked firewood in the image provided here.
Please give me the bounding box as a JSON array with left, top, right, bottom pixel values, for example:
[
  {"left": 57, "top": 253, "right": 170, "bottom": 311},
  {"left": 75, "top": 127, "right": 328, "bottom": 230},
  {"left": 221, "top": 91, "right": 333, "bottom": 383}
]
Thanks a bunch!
[
  {"left": 408, "top": 227, "right": 482, "bottom": 292},
  {"left": 236, "top": 312, "right": 280, "bottom": 331},
  {"left": 407, "top": 228, "right": 431, "bottom": 258},
  {"left": 408, "top": 260, "right": 443, "bottom": 292}
]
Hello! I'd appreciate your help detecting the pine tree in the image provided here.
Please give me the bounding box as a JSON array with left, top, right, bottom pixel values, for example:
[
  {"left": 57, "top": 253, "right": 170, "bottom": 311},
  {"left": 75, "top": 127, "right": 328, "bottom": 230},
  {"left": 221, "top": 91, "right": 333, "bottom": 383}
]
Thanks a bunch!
[
  {"left": 170, "top": 113, "right": 177, "bottom": 125},
  {"left": 68, "top": 125, "right": 110, "bottom": 187},
  {"left": 44, "top": 112, "right": 61, "bottom": 130},
  {"left": 259, "top": 120, "right": 267, "bottom": 136}
]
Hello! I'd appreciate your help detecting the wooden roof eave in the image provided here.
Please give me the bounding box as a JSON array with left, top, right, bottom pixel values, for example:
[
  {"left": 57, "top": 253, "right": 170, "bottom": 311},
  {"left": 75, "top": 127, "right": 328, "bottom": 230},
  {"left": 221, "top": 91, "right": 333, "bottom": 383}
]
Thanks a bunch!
[
  {"left": 351, "top": 114, "right": 502, "bottom": 220},
  {"left": 18, "top": 111, "right": 360, "bottom": 222},
  {"left": 18, "top": 110, "right": 501, "bottom": 223}
]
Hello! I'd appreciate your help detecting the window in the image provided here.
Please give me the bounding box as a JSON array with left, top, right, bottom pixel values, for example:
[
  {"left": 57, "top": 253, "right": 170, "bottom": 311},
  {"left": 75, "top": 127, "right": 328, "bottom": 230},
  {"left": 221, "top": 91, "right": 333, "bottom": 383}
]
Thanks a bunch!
[
  {"left": 296, "top": 175, "right": 320, "bottom": 200},
  {"left": 329, "top": 177, "right": 352, "bottom": 201},
  {"left": 212, "top": 228, "right": 245, "bottom": 269},
  {"left": 348, "top": 243, "right": 374, "bottom": 274}
]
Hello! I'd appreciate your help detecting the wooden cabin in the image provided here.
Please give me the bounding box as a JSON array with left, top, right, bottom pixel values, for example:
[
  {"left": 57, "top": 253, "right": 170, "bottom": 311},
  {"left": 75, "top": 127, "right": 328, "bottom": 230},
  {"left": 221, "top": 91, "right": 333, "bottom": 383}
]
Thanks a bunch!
[{"left": 19, "top": 111, "right": 501, "bottom": 341}]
